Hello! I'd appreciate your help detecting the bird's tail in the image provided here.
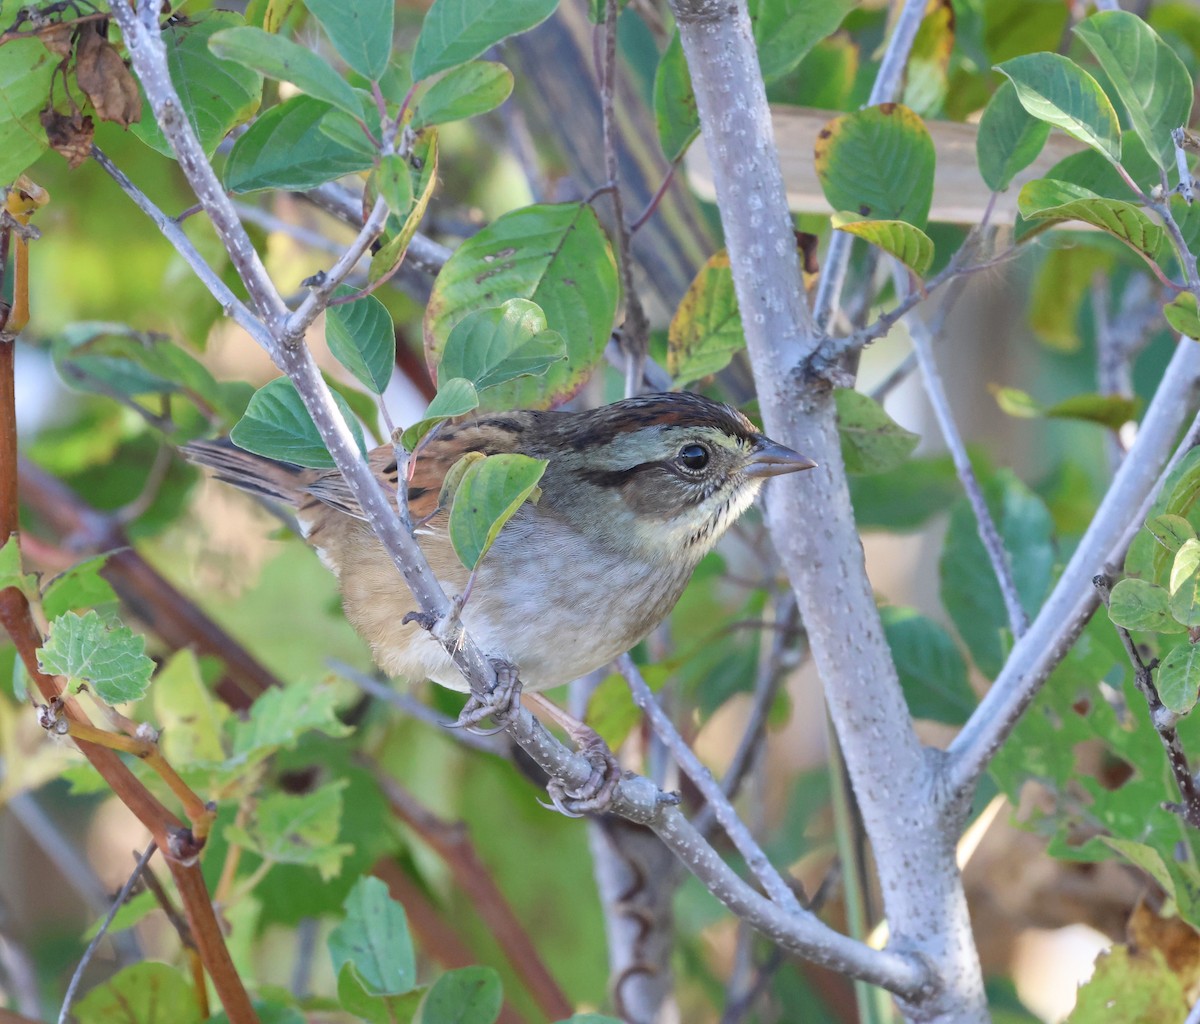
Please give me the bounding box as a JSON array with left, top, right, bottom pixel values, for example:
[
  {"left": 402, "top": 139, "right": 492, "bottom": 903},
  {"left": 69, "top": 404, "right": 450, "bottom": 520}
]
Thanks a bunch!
[{"left": 181, "top": 439, "right": 306, "bottom": 507}]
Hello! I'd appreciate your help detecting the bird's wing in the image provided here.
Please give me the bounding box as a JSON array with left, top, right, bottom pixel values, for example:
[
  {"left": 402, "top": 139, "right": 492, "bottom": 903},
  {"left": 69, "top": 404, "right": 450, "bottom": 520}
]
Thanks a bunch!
[{"left": 301, "top": 419, "right": 533, "bottom": 523}]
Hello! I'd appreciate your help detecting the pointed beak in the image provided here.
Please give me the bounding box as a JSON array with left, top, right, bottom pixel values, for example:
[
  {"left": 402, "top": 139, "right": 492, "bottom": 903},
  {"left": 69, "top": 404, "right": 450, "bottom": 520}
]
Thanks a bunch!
[{"left": 745, "top": 437, "right": 818, "bottom": 479}]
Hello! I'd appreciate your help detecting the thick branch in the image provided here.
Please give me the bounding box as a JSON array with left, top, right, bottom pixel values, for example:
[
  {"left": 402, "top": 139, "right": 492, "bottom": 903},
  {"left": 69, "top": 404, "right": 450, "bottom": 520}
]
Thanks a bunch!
[{"left": 670, "top": 0, "right": 975, "bottom": 1017}]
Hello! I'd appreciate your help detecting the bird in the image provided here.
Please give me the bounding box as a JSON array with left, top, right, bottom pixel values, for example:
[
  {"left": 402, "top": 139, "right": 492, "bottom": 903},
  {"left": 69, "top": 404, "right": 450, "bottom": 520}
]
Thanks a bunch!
[{"left": 183, "top": 391, "right": 816, "bottom": 705}]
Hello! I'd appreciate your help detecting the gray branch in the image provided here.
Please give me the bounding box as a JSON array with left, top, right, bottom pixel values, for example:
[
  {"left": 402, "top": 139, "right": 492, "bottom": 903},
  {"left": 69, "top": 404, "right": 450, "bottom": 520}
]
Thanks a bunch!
[
  {"left": 670, "top": 0, "right": 980, "bottom": 1017},
  {"left": 947, "top": 336, "right": 1200, "bottom": 795},
  {"left": 894, "top": 264, "right": 1027, "bottom": 639},
  {"left": 106, "top": 0, "right": 928, "bottom": 995}
]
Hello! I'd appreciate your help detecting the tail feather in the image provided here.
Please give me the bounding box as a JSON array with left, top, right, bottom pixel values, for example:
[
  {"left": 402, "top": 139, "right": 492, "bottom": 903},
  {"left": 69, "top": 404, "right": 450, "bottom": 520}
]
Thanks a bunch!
[{"left": 181, "top": 439, "right": 306, "bottom": 507}]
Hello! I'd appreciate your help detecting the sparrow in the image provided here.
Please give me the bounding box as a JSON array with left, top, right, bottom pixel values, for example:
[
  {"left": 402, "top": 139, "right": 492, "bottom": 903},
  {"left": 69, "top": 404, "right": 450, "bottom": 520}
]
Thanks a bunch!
[{"left": 183, "top": 391, "right": 815, "bottom": 699}]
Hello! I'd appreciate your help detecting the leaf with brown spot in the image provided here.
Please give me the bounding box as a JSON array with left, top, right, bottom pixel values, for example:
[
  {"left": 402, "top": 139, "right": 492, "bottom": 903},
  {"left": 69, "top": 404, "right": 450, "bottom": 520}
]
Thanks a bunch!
[
  {"left": 74, "top": 23, "right": 141, "bottom": 127},
  {"left": 40, "top": 106, "right": 93, "bottom": 168}
]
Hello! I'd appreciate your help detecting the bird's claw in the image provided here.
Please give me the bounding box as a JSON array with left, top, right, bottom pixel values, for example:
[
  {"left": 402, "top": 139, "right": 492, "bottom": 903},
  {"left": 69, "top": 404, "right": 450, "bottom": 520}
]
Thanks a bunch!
[
  {"left": 447, "top": 659, "right": 522, "bottom": 734},
  {"left": 540, "top": 728, "right": 622, "bottom": 817}
]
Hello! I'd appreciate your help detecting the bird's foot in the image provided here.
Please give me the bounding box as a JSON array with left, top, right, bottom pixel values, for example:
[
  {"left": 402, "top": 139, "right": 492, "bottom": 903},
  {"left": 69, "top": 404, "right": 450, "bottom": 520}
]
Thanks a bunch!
[
  {"left": 448, "top": 658, "right": 522, "bottom": 734},
  {"left": 528, "top": 694, "right": 623, "bottom": 817}
]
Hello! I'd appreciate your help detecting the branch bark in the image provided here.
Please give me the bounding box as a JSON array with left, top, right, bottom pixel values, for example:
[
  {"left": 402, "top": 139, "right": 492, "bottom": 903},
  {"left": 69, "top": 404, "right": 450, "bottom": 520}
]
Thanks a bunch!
[
  {"left": 105, "top": 0, "right": 926, "bottom": 995},
  {"left": 669, "top": 0, "right": 981, "bottom": 1018}
]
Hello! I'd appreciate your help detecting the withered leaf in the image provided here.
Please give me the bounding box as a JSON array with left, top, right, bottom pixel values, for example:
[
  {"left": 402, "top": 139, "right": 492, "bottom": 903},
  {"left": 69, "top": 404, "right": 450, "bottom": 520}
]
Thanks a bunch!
[
  {"left": 74, "top": 23, "right": 141, "bottom": 128},
  {"left": 40, "top": 106, "right": 94, "bottom": 168},
  {"left": 38, "top": 23, "right": 75, "bottom": 59}
]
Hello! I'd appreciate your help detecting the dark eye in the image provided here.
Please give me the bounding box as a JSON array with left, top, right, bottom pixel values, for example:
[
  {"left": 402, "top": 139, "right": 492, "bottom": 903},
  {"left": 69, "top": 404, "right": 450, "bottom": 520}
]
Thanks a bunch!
[{"left": 678, "top": 443, "right": 710, "bottom": 470}]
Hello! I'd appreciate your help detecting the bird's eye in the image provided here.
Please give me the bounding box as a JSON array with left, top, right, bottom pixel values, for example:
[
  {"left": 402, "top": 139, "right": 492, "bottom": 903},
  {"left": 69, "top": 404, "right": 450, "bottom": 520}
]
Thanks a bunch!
[{"left": 678, "top": 443, "right": 710, "bottom": 470}]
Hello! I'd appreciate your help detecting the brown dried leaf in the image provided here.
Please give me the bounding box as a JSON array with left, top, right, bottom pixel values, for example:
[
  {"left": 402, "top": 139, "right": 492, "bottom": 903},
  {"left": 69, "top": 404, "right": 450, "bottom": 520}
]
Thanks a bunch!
[
  {"left": 74, "top": 23, "right": 141, "bottom": 128},
  {"left": 38, "top": 23, "right": 75, "bottom": 59},
  {"left": 40, "top": 106, "right": 94, "bottom": 168},
  {"left": 1128, "top": 900, "right": 1200, "bottom": 1001}
]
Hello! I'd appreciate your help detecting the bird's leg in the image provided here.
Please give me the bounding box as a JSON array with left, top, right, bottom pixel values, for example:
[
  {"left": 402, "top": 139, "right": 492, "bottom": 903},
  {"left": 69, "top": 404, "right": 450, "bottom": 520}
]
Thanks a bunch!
[
  {"left": 450, "top": 657, "right": 523, "bottom": 734},
  {"left": 527, "top": 693, "right": 623, "bottom": 817}
]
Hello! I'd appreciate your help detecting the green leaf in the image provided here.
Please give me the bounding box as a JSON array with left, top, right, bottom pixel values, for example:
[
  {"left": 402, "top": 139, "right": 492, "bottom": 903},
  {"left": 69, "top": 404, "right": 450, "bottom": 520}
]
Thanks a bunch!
[
  {"left": 369, "top": 130, "right": 440, "bottom": 284},
  {"left": 132, "top": 12, "right": 264, "bottom": 158},
  {"left": 1169, "top": 538, "right": 1200, "bottom": 595},
  {"left": 0, "top": 534, "right": 39, "bottom": 600},
  {"left": 1064, "top": 946, "right": 1185, "bottom": 1024},
  {"left": 436, "top": 299, "right": 566, "bottom": 399},
  {"left": 815, "top": 103, "right": 936, "bottom": 228},
  {"left": 939, "top": 471, "right": 1055, "bottom": 677},
  {"left": 668, "top": 250, "right": 745, "bottom": 387},
  {"left": 37, "top": 611, "right": 154, "bottom": 706},
  {"left": 1043, "top": 393, "right": 1140, "bottom": 430},
  {"left": 224, "top": 95, "right": 374, "bottom": 193},
  {"left": 338, "top": 963, "right": 423, "bottom": 1024},
  {"left": 153, "top": 650, "right": 228, "bottom": 765},
  {"left": 412, "top": 0, "right": 558, "bottom": 80},
  {"left": 230, "top": 376, "right": 367, "bottom": 470},
  {"left": 225, "top": 780, "right": 354, "bottom": 880},
  {"left": 834, "top": 389, "right": 920, "bottom": 475},
  {"left": 0, "top": 37, "right": 55, "bottom": 181},
  {"left": 1074, "top": 11, "right": 1193, "bottom": 172},
  {"left": 231, "top": 678, "right": 353, "bottom": 759},
  {"left": 991, "top": 385, "right": 1139, "bottom": 430},
  {"left": 328, "top": 876, "right": 417, "bottom": 996},
  {"left": 417, "top": 967, "right": 502, "bottom": 1024},
  {"left": 880, "top": 606, "right": 976, "bottom": 724},
  {"left": 1168, "top": 538, "right": 1200, "bottom": 626},
  {"left": 326, "top": 374, "right": 386, "bottom": 446},
  {"left": 1165, "top": 292, "right": 1200, "bottom": 340},
  {"left": 1017, "top": 179, "right": 1163, "bottom": 260},
  {"left": 42, "top": 554, "right": 118, "bottom": 619},
  {"left": 829, "top": 214, "right": 934, "bottom": 276},
  {"left": 208, "top": 26, "right": 364, "bottom": 118},
  {"left": 411, "top": 61, "right": 514, "bottom": 129},
  {"left": 1147, "top": 513, "right": 1196, "bottom": 555},
  {"left": 374, "top": 153, "right": 414, "bottom": 218},
  {"left": 301, "top": 0, "right": 393, "bottom": 80},
  {"left": 401, "top": 377, "right": 481, "bottom": 450},
  {"left": 206, "top": 1001, "right": 306, "bottom": 1024},
  {"left": 424, "top": 203, "right": 618, "bottom": 409},
  {"left": 325, "top": 287, "right": 396, "bottom": 394},
  {"left": 554, "top": 1017, "right": 624, "bottom": 1024},
  {"left": 653, "top": 33, "right": 699, "bottom": 162},
  {"left": 1107, "top": 578, "right": 1185, "bottom": 633},
  {"left": 448, "top": 454, "right": 549, "bottom": 570},
  {"left": 73, "top": 962, "right": 201, "bottom": 1024},
  {"left": 749, "top": 0, "right": 857, "bottom": 81},
  {"left": 976, "top": 79, "right": 1052, "bottom": 191},
  {"left": 849, "top": 454, "right": 963, "bottom": 531},
  {"left": 996, "top": 52, "right": 1121, "bottom": 163}
]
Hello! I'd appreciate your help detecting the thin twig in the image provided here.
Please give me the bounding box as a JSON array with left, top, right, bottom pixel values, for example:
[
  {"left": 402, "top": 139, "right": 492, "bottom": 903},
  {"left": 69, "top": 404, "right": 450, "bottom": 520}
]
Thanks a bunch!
[
  {"left": 895, "top": 263, "right": 1027, "bottom": 639},
  {"left": 1095, "top": 576, "right": 1200, "bottom": 827},
  {"left": 58, "top": 842, "right": 157, "bottom": 1024},
  {"left": 1172, "top": 128, "right": 1194, "bottom": 205},
  {"left": 615, "top": 654, "right": 805, "bottom": 912},
  {"left": 694, "top": 593, "right": 800, "bottom": 837},
  {"left": 600, "top": 0, "right": 650, "bottom": 395},
  {"left": 330, "top": 660, "right": 508, "bottom": 757},
  {"left": 91, "top": 146, "right": 265, "bottom": 344}
]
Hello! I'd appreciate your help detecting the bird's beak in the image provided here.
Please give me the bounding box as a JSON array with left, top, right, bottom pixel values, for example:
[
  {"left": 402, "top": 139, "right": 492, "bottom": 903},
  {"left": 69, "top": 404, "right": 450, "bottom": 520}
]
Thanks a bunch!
[{"left": 745, "top": 438, "right": 818, "bottom": 479}]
